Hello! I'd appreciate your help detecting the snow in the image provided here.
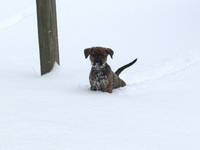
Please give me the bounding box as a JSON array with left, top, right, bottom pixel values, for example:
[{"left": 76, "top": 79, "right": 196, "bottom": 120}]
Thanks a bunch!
[{"left": 0, "top": 0, "right": 200, "bottom": 149}]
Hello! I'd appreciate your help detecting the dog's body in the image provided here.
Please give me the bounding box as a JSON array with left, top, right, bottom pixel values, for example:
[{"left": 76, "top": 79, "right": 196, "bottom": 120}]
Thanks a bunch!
[
  {"left": 84, "top": 47, "right": 137, "bottom": 93},
  {"left": 89, "top": 63, "right": 126, "bottom": 92}
]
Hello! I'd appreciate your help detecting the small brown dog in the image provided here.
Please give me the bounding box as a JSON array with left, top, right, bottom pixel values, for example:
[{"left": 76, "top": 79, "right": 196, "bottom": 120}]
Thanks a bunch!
[{"left": 84, "top": 47, "right": 137, "bottom": 93}]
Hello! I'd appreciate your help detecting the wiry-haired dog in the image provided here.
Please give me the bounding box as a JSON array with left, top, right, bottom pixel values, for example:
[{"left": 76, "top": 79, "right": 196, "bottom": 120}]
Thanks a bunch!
[{"left": 84, "top": 47, "right": 137, "bottom": 93}]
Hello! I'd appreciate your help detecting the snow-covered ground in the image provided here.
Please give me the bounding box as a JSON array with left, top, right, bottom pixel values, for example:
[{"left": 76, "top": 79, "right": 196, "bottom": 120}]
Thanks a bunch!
[{"left": 0, "top": 0, "right": 200, "bottom": 149}]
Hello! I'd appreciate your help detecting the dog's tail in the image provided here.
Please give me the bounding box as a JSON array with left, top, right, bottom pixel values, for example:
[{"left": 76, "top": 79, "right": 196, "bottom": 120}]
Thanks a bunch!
[{"left": 115, "top": 58, "right": 138, "bottom": 76}]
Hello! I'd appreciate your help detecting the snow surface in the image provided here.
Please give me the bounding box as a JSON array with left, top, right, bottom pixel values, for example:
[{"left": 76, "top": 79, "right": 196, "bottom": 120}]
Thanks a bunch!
[{"left": 0, "top": 0, "right": 200, "bottom": 149}]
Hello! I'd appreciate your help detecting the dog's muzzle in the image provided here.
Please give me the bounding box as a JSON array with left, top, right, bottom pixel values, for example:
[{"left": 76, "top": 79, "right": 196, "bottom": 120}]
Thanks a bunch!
[{"left": 92, "top": 63, "right": 106, "bottom": 70}]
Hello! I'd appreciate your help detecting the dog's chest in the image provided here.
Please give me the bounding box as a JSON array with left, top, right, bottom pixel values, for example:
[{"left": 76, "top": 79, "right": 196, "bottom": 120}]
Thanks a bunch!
[{"left": 90, "top": 71, "right": 109, "bottom": 90}]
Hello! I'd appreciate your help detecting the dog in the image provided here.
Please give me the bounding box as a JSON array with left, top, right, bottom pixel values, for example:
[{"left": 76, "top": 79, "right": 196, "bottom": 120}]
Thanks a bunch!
[{"left": 84, "top": 47, "right": 137, "bottom": 93}]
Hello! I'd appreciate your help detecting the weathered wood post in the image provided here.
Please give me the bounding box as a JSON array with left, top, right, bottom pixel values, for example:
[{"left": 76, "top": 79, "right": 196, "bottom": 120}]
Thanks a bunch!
[{"left": 36, "top": 0, "right": 60, "bottom": 75}]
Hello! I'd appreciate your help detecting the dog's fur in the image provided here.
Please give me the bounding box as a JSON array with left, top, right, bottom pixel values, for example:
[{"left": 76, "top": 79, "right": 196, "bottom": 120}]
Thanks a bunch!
[{"left": 84, "top": 47, "right": 137, "bottom": 93}]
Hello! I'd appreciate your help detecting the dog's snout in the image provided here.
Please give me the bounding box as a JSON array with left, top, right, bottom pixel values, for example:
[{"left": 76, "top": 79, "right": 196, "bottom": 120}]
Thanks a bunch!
[
  {"left": 95, "top": 57, "right": 102, "bottom": 65},
  {"left": 96, "top": 63, "right": 101, "bottom": 66}
]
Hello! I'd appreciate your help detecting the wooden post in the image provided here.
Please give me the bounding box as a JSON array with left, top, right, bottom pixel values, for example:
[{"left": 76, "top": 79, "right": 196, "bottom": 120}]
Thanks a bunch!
[{"left": 36, "top": 0, "right": 60, "bottom": 75}]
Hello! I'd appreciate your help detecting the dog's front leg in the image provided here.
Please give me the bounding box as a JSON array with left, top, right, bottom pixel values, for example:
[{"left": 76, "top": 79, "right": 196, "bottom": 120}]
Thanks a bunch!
[
  {"left": 107, "top": 83, "right": 113, "bottom": 93},
  {"left": 105, "top": 75, "right": 113, "bottom": 93}
]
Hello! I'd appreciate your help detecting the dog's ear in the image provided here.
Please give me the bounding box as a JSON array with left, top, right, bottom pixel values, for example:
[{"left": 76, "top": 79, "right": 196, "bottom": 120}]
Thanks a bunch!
[
  {"left": 106, "top": 48, "right": 114, "bottom": 58},
  {"left": 84, "top": 48, "right": 91, "bottom": 59}
]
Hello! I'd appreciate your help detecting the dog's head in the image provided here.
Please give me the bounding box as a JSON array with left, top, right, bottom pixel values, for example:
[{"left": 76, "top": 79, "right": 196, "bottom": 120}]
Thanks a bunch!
[{"left": 84, "top": 47, "right": 114, "bottom": 68}]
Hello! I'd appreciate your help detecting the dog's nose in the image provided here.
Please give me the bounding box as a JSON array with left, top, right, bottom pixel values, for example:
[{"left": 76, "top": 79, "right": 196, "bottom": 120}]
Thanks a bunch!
[{"left": 96, "top": 58, "right": 102, "bottom": 65}]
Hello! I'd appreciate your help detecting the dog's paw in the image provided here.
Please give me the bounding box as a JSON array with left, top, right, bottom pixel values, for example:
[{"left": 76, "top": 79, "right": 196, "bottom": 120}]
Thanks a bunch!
[
  {"left": 90, "top": 86, "right": 97, "bottom": 91},
  {"left": 105, "top": 89, "right": 113, "bottom": 94},
  {"left": 107, "top": 90, "right": 112, "bottom": 94}
]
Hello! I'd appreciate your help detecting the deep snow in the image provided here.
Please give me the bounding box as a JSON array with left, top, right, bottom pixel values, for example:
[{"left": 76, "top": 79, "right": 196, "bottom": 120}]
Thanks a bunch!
[{"left": 0, "top": 0, "right": 200, "bottom": 149}]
